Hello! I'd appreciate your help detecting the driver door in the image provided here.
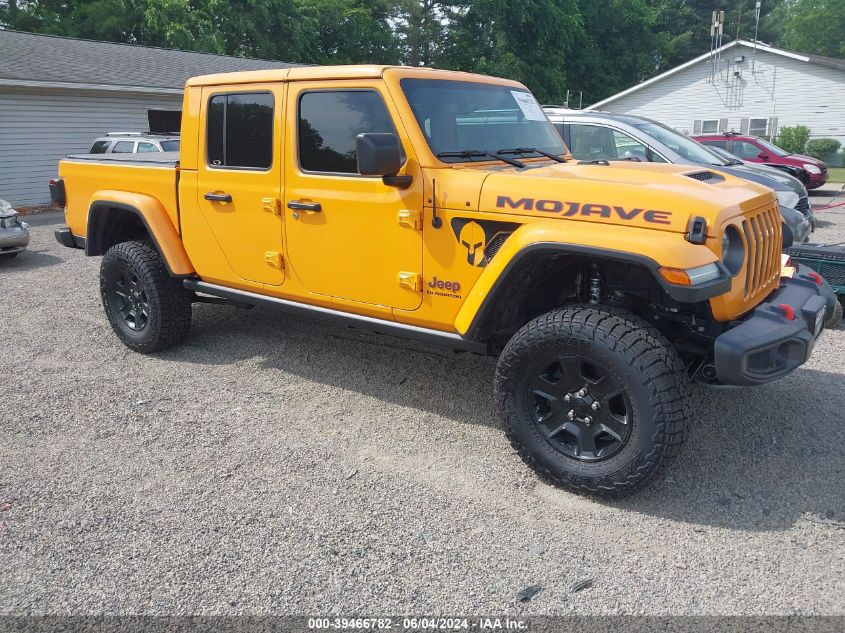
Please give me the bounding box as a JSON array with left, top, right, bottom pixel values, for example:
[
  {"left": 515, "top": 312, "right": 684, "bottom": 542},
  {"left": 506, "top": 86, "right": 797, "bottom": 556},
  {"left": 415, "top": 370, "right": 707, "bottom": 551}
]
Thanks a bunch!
[{"left": 283, "top": 82, "right": 423, "bottom": 310}]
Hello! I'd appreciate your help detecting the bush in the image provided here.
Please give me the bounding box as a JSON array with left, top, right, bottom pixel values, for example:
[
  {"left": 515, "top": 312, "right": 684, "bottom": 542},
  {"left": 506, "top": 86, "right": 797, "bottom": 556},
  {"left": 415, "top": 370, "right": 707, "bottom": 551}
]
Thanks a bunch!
[
  {"left": 776, "top": 125, "right": 811, "bottom": 154},
  {"left": 805, "top": 138, "right": 841, "bottom": 160}
]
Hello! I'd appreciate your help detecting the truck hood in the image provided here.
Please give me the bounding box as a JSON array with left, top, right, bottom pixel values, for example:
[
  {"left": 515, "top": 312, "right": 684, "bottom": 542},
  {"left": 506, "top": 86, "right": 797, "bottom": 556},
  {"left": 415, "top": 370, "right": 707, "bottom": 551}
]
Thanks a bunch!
[{"left": 474, "top": 161, "right": 773, "bottom": 235}]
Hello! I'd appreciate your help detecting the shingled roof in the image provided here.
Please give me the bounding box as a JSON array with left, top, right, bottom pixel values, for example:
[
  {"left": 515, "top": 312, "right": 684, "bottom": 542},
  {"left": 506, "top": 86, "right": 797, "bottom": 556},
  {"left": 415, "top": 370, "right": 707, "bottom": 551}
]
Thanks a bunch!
[{"left": 0, "top": 29, "right": 300, "bottom": 93}]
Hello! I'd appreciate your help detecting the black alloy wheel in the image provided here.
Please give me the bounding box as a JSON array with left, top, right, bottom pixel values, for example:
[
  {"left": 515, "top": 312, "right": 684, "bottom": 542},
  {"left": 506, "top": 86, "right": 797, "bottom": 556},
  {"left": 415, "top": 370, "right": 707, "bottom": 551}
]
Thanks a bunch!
[
  {"left": 108, "top": 266, "right": 151, "bottom": 332},
  {"left": 529, "top": 355, "right": 631, "bottom": 461}
]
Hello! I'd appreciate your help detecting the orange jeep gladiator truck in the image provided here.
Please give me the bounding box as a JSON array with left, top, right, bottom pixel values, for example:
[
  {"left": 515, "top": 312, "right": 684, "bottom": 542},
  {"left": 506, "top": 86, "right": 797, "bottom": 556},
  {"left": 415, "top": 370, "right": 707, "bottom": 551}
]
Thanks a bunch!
[{"left": 52, "top": 65, "right": 828, "bottom": 497}]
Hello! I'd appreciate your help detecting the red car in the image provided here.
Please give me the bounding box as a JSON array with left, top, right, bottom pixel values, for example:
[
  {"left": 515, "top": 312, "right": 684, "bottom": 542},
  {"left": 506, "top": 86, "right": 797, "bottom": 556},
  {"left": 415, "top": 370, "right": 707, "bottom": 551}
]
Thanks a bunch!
[{"left": 693, "top": 133, "right": 828, "bottom": 189}]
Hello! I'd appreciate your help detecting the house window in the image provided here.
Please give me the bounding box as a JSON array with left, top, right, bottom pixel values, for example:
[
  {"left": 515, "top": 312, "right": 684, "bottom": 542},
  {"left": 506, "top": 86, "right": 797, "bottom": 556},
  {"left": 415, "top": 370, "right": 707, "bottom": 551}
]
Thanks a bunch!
[
  {"left": 700, "top": 120, "right": 719, "bottom": 134},
  {"left": 749, "top": 118, "right": 769, "bottom": 136}
]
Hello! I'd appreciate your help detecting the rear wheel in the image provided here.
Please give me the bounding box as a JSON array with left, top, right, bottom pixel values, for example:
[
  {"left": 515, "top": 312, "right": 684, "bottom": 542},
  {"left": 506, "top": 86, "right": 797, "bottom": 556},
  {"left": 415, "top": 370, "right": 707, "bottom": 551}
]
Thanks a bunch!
[
  {"left": 100, "top": 240, "right": 192, "bottom": 353},
  {"left": 495, "top": 306, "right": 691, "bottom": 498}
]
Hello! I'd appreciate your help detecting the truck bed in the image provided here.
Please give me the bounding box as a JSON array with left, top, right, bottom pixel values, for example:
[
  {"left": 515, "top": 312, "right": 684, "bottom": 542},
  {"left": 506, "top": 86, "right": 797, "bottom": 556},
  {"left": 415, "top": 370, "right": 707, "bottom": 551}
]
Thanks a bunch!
[{"left": 59, "top": 152, "right": 180, "bottom": 239}]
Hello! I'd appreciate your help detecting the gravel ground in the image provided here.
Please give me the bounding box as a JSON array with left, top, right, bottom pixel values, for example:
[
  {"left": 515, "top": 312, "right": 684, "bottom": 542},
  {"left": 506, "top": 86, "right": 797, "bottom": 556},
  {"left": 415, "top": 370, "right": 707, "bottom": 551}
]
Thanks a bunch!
[{"left": 2, "top": 191, "right": 844, "bottom": 617}]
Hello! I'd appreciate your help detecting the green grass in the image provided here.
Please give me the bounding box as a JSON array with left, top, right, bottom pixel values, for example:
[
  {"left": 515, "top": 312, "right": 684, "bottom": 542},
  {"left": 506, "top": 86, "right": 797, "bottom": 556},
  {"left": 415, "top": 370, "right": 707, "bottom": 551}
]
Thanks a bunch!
[{"left": 828, "top": 167, "right": 845, "bottom": 183}]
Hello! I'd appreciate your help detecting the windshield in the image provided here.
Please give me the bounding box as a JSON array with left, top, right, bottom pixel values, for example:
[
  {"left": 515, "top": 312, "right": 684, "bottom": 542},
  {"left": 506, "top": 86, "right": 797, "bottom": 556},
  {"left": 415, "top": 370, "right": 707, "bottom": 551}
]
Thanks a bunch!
[
  {"left": 400, "top": 79, "right": 566, "bottom": 162},
  {"left": 634, "top": 121, "right": 728, "bottom": 166},
  {"left": 709, "top": 146, "right": 742, "bottom": 164},
  {"left": 160, "top": 139, "right": 180, "bottom": 152},
  {"left": 755, "top": 137, "right": 790, "bottom": 157}
]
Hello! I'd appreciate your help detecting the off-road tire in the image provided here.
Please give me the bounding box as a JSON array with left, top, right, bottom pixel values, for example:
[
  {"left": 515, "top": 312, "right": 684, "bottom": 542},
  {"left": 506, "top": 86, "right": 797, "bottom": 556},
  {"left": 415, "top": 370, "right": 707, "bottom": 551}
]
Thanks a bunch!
[
  {"left": 495, "top": 306, "right": 691, "bottom": 498},
  {"left": 826, "top": 298, "right": 843, "bottom": 330},
  {"left": 100, "top": 240, "right": 192, "bottom": 353}
]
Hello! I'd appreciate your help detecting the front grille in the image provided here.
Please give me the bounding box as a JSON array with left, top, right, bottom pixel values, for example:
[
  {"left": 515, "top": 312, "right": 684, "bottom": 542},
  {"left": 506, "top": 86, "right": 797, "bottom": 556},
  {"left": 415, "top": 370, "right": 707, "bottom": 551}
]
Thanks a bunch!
[
  {"left": 795, "top": 196, "right": 811, "bottom": 217},
  {"left": 740, "top": 205, "right": 782, "bottom": 300}
]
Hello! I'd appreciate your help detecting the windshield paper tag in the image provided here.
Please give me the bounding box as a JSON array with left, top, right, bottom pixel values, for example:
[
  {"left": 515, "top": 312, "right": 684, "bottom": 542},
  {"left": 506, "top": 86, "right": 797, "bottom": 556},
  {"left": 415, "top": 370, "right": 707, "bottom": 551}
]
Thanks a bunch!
[{"left": 511, "top": 91, "right": 546, "bottom": 121}]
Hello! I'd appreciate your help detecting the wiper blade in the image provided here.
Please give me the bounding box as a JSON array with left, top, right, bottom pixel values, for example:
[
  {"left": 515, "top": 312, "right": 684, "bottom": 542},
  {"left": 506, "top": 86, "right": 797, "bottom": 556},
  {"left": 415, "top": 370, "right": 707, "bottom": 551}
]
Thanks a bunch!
[
  {"left": 436, "top": 150, "right": 525, "bottom": 168},
  {"left": 497, "top": 147, "right": 567, "bottom": 163}
]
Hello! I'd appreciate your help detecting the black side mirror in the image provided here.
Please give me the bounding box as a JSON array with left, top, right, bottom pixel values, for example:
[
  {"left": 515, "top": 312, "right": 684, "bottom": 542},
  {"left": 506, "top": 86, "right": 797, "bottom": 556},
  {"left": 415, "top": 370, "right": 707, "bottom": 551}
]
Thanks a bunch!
[{"left": 357, "top": 133, "right": 403, "bottom": 176}]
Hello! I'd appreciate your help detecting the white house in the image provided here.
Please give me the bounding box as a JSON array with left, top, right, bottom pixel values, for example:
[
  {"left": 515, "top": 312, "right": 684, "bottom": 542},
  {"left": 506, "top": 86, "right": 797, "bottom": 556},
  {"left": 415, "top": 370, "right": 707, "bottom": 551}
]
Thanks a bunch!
[
  {"left": 587, "top": 39, "right": 845, "bottom": 147},
  {"left": 0, "top": 30, "right": 297, "bottom": 206}
]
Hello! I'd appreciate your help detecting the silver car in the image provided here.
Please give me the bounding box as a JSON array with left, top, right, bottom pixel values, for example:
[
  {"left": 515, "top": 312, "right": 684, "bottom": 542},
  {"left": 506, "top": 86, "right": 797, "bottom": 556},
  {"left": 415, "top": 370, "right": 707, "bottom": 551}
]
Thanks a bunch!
[
  {"left": 89, "top": 133, "right": 180, "bottom": 155},
  {"left": 0, "top": 199, "right": 29, "bottom": 259}
]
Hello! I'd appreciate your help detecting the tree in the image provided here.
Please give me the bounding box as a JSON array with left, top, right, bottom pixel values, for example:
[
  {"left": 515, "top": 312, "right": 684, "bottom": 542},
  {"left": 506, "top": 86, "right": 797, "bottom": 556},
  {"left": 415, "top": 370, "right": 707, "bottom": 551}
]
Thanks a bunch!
[
  {"left": 767, "top": 0, "right": 845, "bottom": 58},
  {"left": 296, "top": 0, "right": 399, "bottom": 64},
  {"left": 652, "top": 0, "right": 785, "bottom": 69},
  {"left": 441, "top": 0, "right": 581, "bottom": 104}
]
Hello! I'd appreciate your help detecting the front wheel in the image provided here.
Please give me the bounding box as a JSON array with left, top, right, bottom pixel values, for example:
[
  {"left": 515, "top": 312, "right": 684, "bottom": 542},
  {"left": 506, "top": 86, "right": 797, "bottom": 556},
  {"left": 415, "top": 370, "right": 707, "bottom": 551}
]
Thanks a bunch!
[
  {"left": 495, "top": 306, "right": 691, "bottom": 498},
  {"left": 100, "top": 240, "right": 192, "bottom": 353}
]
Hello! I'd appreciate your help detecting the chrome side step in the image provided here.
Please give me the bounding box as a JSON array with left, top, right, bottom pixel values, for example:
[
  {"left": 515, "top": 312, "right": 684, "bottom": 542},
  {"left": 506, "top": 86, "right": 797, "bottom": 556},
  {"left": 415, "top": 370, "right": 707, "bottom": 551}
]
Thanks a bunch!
[{"left": 183, "top": 279, "right": 488, "bottom": 354}]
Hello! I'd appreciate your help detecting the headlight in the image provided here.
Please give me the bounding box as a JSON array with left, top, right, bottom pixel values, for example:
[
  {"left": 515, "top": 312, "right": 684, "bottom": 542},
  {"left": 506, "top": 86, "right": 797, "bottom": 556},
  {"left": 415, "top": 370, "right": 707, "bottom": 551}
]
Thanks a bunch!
[
  {"left": 803, "top": 164, "right": 821, "bottom": 175},
  {"left": 775, "top": 190, "right": 800, "bottom": 209},
  {"left": 721, "top": 226, "right": 745, "bottom": 275},
  {"left": 659, "top": 262, "right": 721, "bottom": 286}
]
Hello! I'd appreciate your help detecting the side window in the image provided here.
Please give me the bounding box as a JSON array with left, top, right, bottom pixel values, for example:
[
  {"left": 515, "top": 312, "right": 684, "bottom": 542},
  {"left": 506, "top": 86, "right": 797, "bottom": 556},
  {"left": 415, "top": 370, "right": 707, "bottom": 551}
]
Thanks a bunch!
[
  {"left": 568, "top": 124, "right": 615, "bottom": 160},
  {"left": 112, "top": 141, "right": 135, "bottom": 153},
  {"left": 298, "top": 90, "right": 398, "bottom": 174},
  {"left": 611, "top": 130, "right": 648, "bottom": 160},
  {"left": 138, "top": 142, "right": 159, "bottom": 153},
  {"left": 701, "top": 139, "right": 728, "bottom": 150},
  {"left": 732, "top": 140, "right": 762, "bottom": 159},
  {"left": 207, "top": 92, "right": 274, "bottom": 169},
  {"left": 90, "top": 140, "right": 111, "bottom": 154}
]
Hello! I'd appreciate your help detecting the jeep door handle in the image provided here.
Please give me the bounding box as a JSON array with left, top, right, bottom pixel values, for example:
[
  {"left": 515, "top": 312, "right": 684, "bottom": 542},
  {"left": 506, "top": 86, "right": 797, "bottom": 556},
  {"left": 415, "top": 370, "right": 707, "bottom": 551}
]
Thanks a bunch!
[
  {"left": 204, "top": 192, "right": 232, "bottom": 203},
  {"left": 287, "top": 200, "right": 322, "bottom": 212}
]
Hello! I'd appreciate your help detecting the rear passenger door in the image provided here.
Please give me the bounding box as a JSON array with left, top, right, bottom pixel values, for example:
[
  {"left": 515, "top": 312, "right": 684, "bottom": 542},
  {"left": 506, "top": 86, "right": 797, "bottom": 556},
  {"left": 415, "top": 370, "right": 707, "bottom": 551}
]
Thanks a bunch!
[{"left": 196, "top": 84, "right": 285, "bottom": 286}]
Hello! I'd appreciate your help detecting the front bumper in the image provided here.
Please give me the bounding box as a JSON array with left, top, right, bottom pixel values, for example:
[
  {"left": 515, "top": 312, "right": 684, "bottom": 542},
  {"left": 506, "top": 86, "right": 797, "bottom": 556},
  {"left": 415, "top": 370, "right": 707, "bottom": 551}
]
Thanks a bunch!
[
  {"left": 54, "top": 225, "right": 85, "bottom": 249},
  {"left": 714, "top": 266, "right": 827, "bottom": 386}
]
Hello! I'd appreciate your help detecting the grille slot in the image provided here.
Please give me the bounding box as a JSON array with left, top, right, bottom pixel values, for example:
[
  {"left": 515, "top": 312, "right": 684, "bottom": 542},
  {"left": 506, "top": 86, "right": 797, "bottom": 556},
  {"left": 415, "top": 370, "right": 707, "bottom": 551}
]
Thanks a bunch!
[
  {"left": 685, "top": 170, "right": 725, "bottom": 183},
  {"left": 795, "top": 196, "right": 811, "bottom": 217},
  {"left": 740, "top": 205, "right": 781, "bottom": 300},
  {"left": 484, "top": 231, "right": 512, "bottom": 261}
]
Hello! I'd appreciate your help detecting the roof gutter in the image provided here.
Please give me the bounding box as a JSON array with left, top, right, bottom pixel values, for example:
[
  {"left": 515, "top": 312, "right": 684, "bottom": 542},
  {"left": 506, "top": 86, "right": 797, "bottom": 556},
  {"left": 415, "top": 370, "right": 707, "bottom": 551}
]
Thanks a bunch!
[{"left": 0, "top": 78, "right": 183, "bottom": 95}]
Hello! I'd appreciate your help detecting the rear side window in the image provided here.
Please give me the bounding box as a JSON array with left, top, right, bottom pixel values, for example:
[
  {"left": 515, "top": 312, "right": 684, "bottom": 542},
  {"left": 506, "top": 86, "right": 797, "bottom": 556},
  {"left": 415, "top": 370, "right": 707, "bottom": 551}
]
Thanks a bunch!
[
  {"left": 207, "top": 92, "right": 274, "bottom": 169},
  {"left": 112, "top": 141, "right": 135, "bottom": 153},
  {"left": 160, "top": 140, "right": 180, "bottom": 152},
  {"left": 298, "top": 90, "right": 397, "bottom": 174},
  {"left": 90, "top": 140, "right": 111, "bottom": 154},
  {"left": 138, "top": 142, "right": 158, "bottom": 153},
  {"left": 701, "top": 139, "right": 728, "bottom": 150}
]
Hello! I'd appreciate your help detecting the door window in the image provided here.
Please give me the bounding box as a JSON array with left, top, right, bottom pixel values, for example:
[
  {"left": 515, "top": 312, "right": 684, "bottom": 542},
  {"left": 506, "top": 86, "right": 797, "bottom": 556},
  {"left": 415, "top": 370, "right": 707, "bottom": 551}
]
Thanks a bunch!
[
  {"left": 207, "top": 92, "right": 274, "bottom": 169},
  {"left": 732, "top": 140, "right": 763, "bottom": 159},
  {"left": 611, "top": 130, "right": 649, "bottom": 160},
  {"left": 137, "top": 142, "right": 159, "bottom": 153},
  {"left": 298, "top": 90, "right": 398, "bottom": 174},
  {"left": 569, "top": 124, "right": 615, "bottom": 160},
  {"left": 111, "top": 141, "right": 135, "bottom": 153},
  {"left": 700, "top": 139, "right": 728, "bottom": 150}
]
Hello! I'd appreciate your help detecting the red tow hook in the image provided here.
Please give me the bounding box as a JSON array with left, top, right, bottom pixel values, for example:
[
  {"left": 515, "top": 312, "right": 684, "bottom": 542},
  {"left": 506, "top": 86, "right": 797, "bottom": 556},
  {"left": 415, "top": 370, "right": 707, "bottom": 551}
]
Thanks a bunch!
[
  {"left": 776, "top": 303, "right": 795, "bottom": 320},
  {"left": 807, "top": 271, "right": 823, "bottom": 285}
]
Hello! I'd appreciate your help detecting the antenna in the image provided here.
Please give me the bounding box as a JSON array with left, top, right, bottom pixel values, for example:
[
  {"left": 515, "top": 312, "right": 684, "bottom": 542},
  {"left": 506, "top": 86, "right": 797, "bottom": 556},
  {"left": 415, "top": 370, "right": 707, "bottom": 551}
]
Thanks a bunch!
[
  {"left": 430, "top": 179, "right": 442, "bottom": 229},
  {"left": 709, "top": 10, "right": 725, "bottom": 82}
]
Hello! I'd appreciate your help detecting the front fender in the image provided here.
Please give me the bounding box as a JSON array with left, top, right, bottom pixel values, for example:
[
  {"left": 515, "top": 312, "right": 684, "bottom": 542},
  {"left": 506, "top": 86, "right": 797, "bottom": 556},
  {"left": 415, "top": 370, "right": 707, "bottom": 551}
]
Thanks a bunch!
[
  {"left": 87, "top": 190, "right": 195, "bottom": 277},
  {"left": 454, "top": 220, "right": 726, "bottom": 336}
]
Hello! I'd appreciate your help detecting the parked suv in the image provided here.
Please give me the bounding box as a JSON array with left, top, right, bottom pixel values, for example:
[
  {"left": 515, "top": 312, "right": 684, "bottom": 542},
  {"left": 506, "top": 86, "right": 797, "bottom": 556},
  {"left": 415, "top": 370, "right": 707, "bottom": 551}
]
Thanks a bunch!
[
  {"left": 693, "top": 133, "right": 827, "bottom": 189},
  {"left": 89, "top": 133, "right": 180, "bottom": 155},
  {"left": 543, "top": 108, "right": 813, "bottom": 243}
]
